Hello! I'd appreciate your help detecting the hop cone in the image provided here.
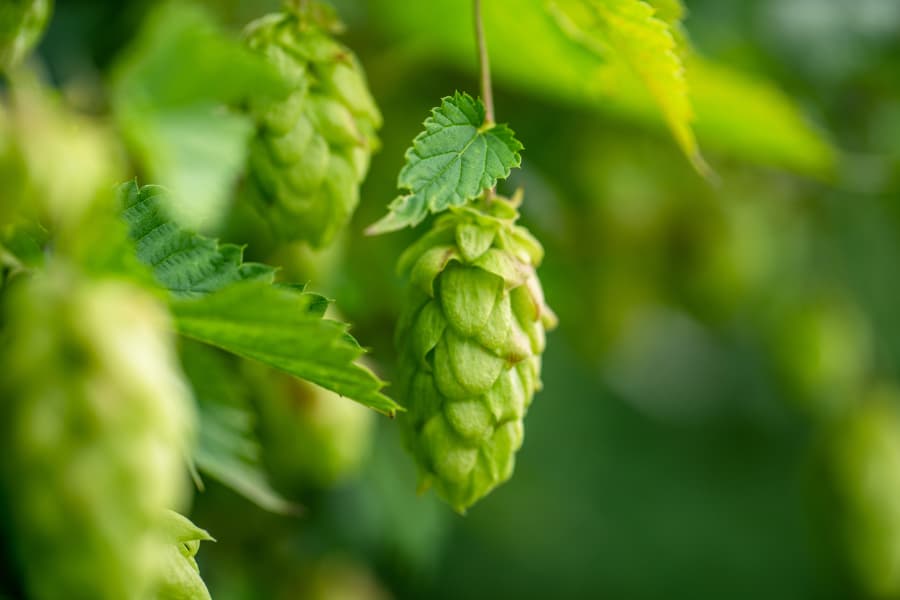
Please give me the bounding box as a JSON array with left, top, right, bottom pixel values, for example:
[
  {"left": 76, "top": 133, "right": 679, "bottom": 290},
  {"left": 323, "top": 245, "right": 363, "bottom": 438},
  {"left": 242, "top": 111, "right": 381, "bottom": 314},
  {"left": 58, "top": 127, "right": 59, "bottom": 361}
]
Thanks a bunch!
[
  {"left": 395, "top": 193, "right": 557, "bottom": 512},
  {"left": 243, "top": 2, "right": 382, "bottom": 247},
  {"left": 251, "top": 367, "right": 374, "bottom": 489},
  {"left": 0, "top": 0, "right": 52, "bottom": 70},
  {"left": 0, "top": 268, "right": 194, "bottom": 599}
]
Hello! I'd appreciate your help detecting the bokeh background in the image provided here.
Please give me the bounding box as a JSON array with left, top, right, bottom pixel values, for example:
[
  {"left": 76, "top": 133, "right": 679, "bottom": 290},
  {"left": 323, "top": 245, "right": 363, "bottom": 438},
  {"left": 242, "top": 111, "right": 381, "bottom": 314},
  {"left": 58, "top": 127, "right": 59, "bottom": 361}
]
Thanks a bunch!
[{"left": 23, "top": 0, "right": 900, "bottom": 598}]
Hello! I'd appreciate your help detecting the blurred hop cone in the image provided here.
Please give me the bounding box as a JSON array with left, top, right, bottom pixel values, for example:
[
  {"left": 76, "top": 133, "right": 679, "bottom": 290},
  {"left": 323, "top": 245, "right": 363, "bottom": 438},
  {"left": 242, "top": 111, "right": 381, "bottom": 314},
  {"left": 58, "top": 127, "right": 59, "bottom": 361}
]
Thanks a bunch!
[
  {"left": 0, "top": 267, "right": 194, "bottom": 599},
  {"left": 242, "top": 0, "right": 382, "bottom": 248},
  {"left": 832, "top": 387, "right": 900, "bottom": 599},
  {"left": 0, "top": 0, "right": 52, "bottom": 70},
  {"left": 253, "top": 369, "right": 375, "bottom": 490},
  {"left": 394, "top": 193, "right": 557, "bottom": 512}
]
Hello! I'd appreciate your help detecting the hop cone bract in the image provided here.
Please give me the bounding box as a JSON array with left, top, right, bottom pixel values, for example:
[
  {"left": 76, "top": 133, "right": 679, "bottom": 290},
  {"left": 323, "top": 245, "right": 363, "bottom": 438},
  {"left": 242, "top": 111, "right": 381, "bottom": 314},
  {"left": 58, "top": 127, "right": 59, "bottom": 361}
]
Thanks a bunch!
[
  {"left": 0, "top": 268, "right": 194, "bottom": 599},
  {"left": 243, "top": 3, "right": 382, "bottom": 247},
  {"left": 395, "top": 194, "right": 557, "bottom": 512}
]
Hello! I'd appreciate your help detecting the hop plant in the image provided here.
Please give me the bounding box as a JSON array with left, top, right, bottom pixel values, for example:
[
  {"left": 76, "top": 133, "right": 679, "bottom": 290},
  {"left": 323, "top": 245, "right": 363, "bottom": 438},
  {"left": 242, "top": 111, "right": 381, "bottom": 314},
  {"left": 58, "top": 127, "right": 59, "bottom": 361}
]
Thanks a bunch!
[
  {"left": 395, "top": 192, "right": 557, "bottom": 512},
  {"left": 157, "top": 511, "right": 214, "bottom": 600},
  {"left": 251, "top": 367, "right": 375, "bottom": 490},
  {"left": 0, "top": 0, "right": 52, "bottom": 70},
  {"left": 831, "top": 387, "right": 900, "bottom": 598},
  {"left": 243, "top": 1, "right": 382, "bottom": 247},
  {"left": 0, "top": 267, "right": 194, "bottom": 599}
]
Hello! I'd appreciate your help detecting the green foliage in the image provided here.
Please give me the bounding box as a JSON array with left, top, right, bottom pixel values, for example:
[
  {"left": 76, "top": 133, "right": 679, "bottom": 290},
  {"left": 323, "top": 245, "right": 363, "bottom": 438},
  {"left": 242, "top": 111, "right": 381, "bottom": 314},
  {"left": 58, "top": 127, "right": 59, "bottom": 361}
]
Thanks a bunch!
[
  {"left": 368, "top": 0, "right": 834, "bottom": 174},
  {"left": 368, "top": 92, "right": 523, "bottom": 234},
  {"left": 547, "top": 0, "right": 707, "bottom": 174},
  {"left": 0, "top": 267, "right": 194, "bottom": 600},
  {"left": 111, "top": 2, "right": 288, "bottom": 229},
  {"left": 120, "top": 181, "right": 275, "bottom": 297},
  {"left": 120, "top": 180, "right": 396, "bottom": 415},
  {"left": 0, "top": 0, "right": 51, "bottom": 70},
  {"left": 243, "top": 2, "right": 382, "bottom": 247},
  {"left": 158, "top": 511, "right": 214, "bottom": 600},
  {"left": 180, "top": 341, "right": 295, "bottom": 514},
  {"left": 395, "top": 194, "right": 556, "bottom": 511},
  {"left": 173, "top": 280, "right": 397, "bottom": 415}
]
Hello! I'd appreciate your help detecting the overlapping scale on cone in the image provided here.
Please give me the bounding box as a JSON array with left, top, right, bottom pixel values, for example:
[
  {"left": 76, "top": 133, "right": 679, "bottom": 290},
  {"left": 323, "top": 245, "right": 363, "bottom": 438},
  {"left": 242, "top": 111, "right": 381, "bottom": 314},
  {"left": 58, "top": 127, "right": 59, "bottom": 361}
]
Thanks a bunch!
[
  {"left": 243, "top": 3, "right": 381, "bottom": 247},
  {"left": 395, "top": 193, "right": 557, "bottom": 512}
]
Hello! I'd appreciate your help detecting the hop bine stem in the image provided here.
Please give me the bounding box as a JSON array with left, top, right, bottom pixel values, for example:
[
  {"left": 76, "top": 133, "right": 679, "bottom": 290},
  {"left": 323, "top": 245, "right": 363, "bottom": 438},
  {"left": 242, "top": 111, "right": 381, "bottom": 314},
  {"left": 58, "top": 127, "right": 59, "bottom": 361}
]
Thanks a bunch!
[
  {"left": 474, "top": 0, "right": 495, "bottom": 125},
  {"left": 474, "top": 0, "right": 496, "bottom": 202}
]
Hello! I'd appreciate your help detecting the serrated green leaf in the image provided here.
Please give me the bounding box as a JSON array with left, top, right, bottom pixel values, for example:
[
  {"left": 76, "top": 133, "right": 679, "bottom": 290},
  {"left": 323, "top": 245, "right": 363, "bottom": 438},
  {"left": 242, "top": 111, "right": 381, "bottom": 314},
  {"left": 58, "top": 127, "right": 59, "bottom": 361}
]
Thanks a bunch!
[
  {"left": 119, "top": 180, "right": 276, "bottom": 298},
  {"left": 367, "top": 92, "right": 522, "bottom": 234},
  {"left": 172, "top": 280, "right": 399, "bottom": 416},
  {"left": 180, "top": 341, "right": 296, "bottom": 514},
  {"left": 121, "top": 180, "right": 396, "bottom": 415},
  {"left": 548, "top": 0, "right": 708, "bottom": 176}
]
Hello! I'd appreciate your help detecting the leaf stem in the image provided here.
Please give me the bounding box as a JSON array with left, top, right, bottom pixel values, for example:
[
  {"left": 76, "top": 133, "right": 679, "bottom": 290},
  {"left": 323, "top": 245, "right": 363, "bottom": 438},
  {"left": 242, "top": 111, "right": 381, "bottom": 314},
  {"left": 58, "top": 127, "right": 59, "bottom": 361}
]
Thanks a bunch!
[{"left": 474, "top": 0, "right": 495, "bottom": 125}]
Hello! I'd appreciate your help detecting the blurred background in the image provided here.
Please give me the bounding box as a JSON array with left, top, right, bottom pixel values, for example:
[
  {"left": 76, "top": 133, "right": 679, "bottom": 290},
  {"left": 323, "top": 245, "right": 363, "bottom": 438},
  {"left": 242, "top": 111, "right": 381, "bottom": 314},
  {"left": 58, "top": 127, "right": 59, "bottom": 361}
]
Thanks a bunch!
[{"left": 18, "top": 0, "right": 900, "bottom": 598}]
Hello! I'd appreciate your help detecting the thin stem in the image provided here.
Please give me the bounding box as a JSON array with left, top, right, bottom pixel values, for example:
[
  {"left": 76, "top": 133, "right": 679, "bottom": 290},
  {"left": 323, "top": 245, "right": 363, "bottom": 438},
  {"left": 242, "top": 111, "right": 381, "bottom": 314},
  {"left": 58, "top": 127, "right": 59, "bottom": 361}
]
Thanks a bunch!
[
  {"left": 474, "top": 0, "right": 496, "bottom": 203},
  {"left": 474, "top": 0, "right": 495, "bottom": 125}
]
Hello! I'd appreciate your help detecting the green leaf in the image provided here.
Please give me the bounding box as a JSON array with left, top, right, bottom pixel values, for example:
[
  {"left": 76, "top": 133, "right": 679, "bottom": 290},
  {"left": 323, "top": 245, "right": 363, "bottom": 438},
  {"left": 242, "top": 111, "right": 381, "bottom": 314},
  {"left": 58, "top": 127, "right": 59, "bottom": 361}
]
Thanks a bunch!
[
  {"left": 110, "top": 2, "right": 289, "bottom": 230},
  {"left": 180, "top": 341, "right": 296, "bottom": 514},
  {"left": 367, "top": 92, "right": 522, "bottom": 234},
  {"left": 119, "top": 180, "right": 275, "bottom": 298},
  {"left": 121, "top": 180, "right": 396, "bottom": 414},
  {"left": 366, "top": 0, "right": 834, "bottom": 175},
  {"left": 548, "top": 0, "right": 708, "bottom": 176},
  {"left": 172, "top": 280, "right": 399, "bottom": 416}
]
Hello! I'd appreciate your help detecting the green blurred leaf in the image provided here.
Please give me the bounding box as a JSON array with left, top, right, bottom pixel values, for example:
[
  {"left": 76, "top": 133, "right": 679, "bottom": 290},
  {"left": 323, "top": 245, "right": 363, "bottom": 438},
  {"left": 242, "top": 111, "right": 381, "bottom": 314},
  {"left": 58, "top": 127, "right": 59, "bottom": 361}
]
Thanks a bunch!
[
  {"left": 0, "top": 0, "right": 52, "bottom": 70},
  {"left": 547, "top": 0, "right": 708, "bottom": 175},
  {"left": 367, "top": 92, "right": 522, "bottom": 234},
  {"left": 180, "top": 341, "right": 295, "bottom": 514},
  {"left": 110, "top": 2, "right": 289, "bottom": 229},
  {"left": 172, "top": 280, "right": 399, "bottom": 415},
  {"left": 368, "top": 0, "right": 834, "bottom": 174}
]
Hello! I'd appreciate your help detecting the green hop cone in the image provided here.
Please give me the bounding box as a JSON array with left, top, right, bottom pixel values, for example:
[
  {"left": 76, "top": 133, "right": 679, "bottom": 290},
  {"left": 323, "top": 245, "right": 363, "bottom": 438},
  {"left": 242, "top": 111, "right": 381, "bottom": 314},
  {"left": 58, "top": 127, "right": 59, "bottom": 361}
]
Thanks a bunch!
[
  {"left": 395, "top": 192, "right": 557, "bottom": 512},
  {"left": 250, "top": 366, "right": 375, "bottom": 490},
  {"left": 0, "top": 0, "right": 52, "bottom": 70},
  {"left": 0, "top": 267, "right": 194, "bottom": 599},
  {"left": 243, "top": 1, "right": 382, "bottom": 248}
]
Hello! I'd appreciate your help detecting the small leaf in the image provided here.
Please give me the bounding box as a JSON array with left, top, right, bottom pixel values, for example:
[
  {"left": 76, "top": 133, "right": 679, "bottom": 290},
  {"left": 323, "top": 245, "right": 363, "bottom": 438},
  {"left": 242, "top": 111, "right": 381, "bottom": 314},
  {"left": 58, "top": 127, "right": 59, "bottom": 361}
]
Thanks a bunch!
[
  {"left": 172, "top": 280, "right": 399, "bottom": 416},
  {"left": 367, "top": 92, "right": 522, "bottom": 234}
]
